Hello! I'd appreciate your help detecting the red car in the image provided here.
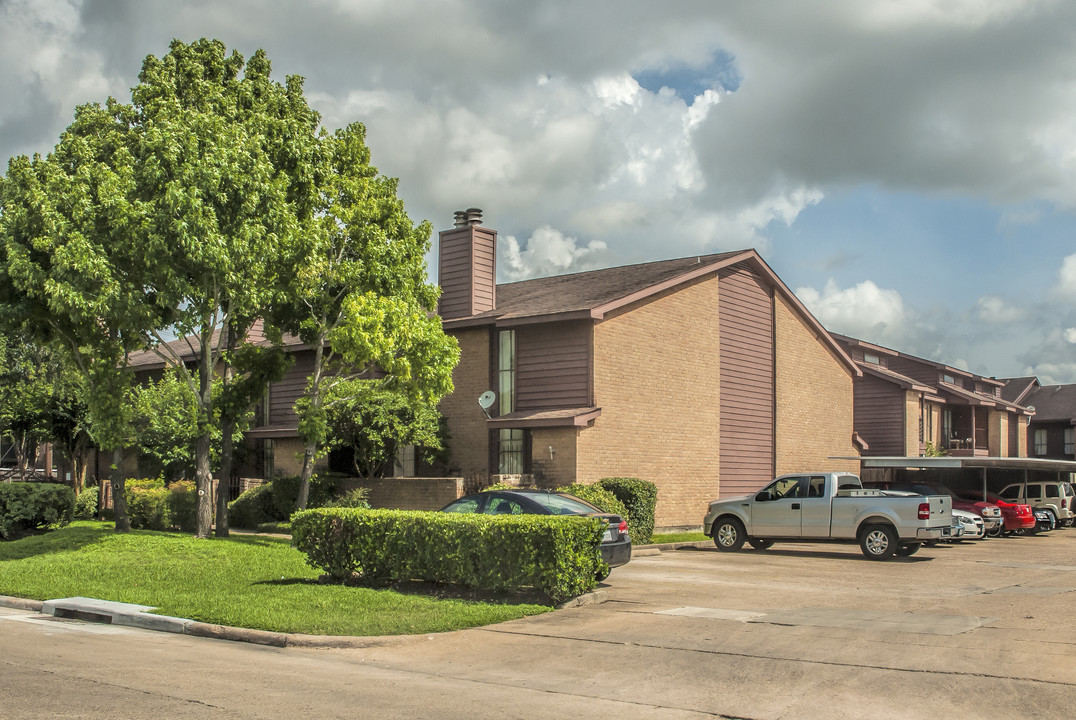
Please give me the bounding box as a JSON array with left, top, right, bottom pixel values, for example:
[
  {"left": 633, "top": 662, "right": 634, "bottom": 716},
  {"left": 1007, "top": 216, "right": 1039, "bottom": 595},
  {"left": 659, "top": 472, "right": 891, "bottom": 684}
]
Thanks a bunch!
[{"left": 962, "top": 494, "right": 1035, "bottom": 536}]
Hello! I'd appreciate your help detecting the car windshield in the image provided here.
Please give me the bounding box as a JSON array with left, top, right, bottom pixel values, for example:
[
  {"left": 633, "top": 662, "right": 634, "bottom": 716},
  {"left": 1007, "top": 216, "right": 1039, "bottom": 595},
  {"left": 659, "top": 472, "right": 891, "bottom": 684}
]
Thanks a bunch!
[{"left": 527, "top": 493, "right": 599, "bottom": 515}]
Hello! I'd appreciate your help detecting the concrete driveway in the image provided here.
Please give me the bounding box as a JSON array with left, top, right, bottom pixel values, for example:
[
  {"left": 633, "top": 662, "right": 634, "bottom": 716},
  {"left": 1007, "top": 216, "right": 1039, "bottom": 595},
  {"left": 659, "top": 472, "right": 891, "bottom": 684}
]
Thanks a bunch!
[{"left": 2, "top": 530, "right": 1075, "bottom": 718}]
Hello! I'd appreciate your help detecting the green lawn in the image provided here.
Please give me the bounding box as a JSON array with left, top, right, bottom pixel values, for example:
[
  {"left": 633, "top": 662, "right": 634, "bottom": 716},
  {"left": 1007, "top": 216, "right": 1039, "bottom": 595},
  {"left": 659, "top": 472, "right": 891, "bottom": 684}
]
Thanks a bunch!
[
  {"left": 646, "top": 532, "right": 709, "bottom": 544},
  {"left": 0, "top": 522, "right": 552, "bottom": 636}
]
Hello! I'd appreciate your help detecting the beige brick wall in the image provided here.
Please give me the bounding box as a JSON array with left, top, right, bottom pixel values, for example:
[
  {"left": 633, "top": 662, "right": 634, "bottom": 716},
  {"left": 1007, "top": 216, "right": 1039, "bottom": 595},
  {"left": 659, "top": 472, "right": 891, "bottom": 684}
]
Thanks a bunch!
[
  {"left": 272, "top": 438, "right": 311, "bottom": 476},
  {"left": 530, "top": 427, "right": 579, "bottom": 488},
  {"left": 1015, "top": 415, "right": 1028, "bottom": 457},
  {"left": 578, "top": 277, "right": 722, "bottom": 530},
  {"left": 337, "top": 476, "right": 464, "bottom": 511},
  {"left": 904, "top": 391, "right": 919, "bottom": 455},
  {"left": 440, "top": 328, "right": 492, "bottom": 482},
  {"left": 774, "top": 296, "right": 859, "bottom": 474},
  {"left": 988, "top": 410, "right": 1008, "bottom": 457}
]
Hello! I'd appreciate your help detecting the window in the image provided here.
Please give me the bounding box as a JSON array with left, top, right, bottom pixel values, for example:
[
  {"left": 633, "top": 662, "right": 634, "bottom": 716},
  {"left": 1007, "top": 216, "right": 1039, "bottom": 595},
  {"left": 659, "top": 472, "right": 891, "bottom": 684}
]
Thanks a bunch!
[
  {"left": 807, "top": 476, "right": 827, "bottom": 498},
  {"left": 1026, "top": 484, "right": 1042, "bottom": 500},
  {"left": 393, "top": 444, "right": 415, "bottom": 477},
  {"left": 1046, "top": 484, "right": 1060, "bottom": 498},
  {"left": 863, "top": 352, "right": 881, "bottom": 365},
  {"left": 1065, "top": 428, "right": 1074, "bottom": 456},
  {"left": 498, "top": 330, "right": 516, "bottom": 416},
  {"left": 498, "top": 428, "right": 524, "bottom": 474},
  {"left": 942, "top": 373, "right": 955, "bottom": 384},
  {"left": 1034, "top": 429, "right": 1047, "bottom": 456}
]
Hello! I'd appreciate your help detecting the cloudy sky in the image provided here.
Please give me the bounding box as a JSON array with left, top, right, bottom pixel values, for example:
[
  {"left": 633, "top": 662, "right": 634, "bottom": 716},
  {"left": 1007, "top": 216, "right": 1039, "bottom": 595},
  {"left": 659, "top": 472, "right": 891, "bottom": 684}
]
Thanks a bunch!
[{"left": 3, "top": 0, "right": 1076, "bottom": 383}]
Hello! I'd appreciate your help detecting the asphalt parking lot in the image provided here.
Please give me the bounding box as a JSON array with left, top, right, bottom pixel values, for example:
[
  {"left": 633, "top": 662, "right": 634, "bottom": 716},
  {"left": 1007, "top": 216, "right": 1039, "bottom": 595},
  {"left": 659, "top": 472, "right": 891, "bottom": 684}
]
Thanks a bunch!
[
  {"left": 356, "top": 528, "right": 1076, "bottom": 718},
  {"left": 2, "top": 529, "right": 1075, "bottom": 719}
]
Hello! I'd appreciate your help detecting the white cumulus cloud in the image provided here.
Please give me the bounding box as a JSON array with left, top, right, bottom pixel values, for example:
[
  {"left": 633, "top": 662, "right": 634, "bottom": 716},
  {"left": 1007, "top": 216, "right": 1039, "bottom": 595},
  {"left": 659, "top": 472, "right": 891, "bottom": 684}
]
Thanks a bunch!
[
  {"left": 796, "top": 279, "right": 907, "bottom": 339},
  {"left": 501, "top": 226, "right": 608, "bottom": 282}
]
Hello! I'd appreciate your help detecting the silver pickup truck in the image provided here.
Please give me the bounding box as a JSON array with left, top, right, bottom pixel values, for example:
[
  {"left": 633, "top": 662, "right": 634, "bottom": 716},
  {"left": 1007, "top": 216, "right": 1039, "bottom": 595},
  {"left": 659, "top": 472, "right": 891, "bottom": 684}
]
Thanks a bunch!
[{"left": 703, "top": 472, "right": 952, "bottom": 560}]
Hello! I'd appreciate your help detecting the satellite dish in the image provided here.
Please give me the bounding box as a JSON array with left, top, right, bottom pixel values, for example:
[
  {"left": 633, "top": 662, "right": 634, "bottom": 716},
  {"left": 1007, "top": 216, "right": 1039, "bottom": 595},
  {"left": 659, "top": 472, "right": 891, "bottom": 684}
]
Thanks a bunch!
[
  {"left": 478, "top": 391, "right": 497, "bottom": 413},
  {"left": 1026, "top": 405, "right": 1036, "bottom": 412}
]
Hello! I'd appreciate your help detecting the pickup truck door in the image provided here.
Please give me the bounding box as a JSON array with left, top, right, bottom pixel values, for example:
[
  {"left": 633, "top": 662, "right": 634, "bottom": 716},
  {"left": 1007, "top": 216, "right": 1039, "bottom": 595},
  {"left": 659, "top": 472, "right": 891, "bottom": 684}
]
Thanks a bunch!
[
  {"left": 750, "top": 476, "right": 807, "bottom": 537},
  {"left": 798, "top": 475, "right": 831, "bottom": 538}
]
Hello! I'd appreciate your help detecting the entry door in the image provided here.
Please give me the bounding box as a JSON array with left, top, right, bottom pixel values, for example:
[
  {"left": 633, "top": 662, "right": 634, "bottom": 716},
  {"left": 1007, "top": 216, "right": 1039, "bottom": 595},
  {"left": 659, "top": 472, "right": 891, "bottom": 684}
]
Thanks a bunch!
[{"left": 751, "top": 476, "right": 806, "bottom": 537}]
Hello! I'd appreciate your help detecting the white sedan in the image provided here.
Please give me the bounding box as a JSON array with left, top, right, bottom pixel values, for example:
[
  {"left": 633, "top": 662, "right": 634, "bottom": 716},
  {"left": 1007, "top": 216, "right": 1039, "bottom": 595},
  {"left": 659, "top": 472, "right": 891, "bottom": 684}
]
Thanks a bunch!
[{"left": 951, "top": 509, "right": 985, "bottom": 540}]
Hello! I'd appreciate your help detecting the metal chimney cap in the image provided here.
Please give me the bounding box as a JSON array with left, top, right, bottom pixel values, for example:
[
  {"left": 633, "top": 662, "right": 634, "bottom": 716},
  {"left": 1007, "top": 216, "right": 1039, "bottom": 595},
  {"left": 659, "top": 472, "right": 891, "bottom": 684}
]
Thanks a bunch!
[{"left": 465, "top": 208, "right": 483, "bottom": 226}]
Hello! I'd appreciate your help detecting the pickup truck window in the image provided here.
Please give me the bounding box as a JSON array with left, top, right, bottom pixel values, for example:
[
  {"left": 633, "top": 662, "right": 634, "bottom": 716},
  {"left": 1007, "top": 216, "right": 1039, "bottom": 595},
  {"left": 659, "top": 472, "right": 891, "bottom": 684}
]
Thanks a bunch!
[
  {"left": 759, "top": 477, "right": 802, "bottom": 501},
  {"left": 807, "top": 476, "right": 827, "bottom": 498}
]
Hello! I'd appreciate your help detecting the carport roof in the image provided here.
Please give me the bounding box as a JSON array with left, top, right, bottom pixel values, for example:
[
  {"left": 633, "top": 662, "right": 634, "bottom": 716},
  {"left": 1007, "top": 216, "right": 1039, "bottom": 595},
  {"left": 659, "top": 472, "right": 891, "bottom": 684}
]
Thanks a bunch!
[{"left": 831, "top": 455, "right": 1076, "bottom": 472}]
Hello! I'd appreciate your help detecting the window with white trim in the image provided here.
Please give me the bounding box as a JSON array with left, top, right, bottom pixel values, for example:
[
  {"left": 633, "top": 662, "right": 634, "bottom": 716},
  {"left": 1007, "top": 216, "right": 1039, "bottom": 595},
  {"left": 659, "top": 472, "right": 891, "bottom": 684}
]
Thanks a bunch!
[{"left": 1065, "top": 428, "right": 1074, "bottom": 456}]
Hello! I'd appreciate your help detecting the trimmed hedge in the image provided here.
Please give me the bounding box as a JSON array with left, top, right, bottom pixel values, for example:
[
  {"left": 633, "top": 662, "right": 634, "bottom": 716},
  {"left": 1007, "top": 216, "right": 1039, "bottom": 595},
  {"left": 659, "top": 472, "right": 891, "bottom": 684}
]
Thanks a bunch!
[
  {"left": 556, "top": 483, "right": 630, "bottom": 527},
  {"left": 0, "top": 482, "right": 75, "bottom": 540},
  {"left": 291, "top": 507, "right": 606, "bottom": 603},
  {"left": 74, "top": 486, "right": 99, "bottom": 520},
  {"left": 124, "top": 478, "right": 198, "bottom": 532},
  {"left": 596, "top": 477, "right": 657, "bottom": 545}
]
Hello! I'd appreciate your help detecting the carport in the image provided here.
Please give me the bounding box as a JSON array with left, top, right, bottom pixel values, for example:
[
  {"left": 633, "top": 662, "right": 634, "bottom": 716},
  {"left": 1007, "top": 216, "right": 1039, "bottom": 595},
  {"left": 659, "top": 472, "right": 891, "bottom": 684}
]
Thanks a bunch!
[{"left": 834, "top": 455, "right": 1076, "bottom": 501}]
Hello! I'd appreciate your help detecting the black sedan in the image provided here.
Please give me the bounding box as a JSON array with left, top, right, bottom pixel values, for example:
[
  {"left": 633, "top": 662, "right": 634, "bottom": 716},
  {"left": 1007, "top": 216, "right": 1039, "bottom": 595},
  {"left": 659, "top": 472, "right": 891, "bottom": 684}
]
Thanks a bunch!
[{"left": 440, "top": 489, "right": 632, "bottom": 572}]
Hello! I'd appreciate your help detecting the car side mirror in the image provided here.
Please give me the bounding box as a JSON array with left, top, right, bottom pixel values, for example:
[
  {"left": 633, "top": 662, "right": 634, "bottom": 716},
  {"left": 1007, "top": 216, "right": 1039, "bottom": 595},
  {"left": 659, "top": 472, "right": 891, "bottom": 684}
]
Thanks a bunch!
[{"left": 755, "top": 491, "right": 774, "bottom": 502}]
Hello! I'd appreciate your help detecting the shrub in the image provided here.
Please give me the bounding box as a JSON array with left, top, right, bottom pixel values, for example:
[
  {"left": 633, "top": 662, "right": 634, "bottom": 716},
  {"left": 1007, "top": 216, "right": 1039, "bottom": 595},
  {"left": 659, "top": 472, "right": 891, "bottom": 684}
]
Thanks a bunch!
[
  {"left": 268, "top": 474, "right": 336, "bottom": 519},
  {"left": 291, "top": 507, "right": 605, "bottom": 603},
  {"left": 73, "top": 486, "right": 99, "bottom": 520},
  {"left": 326, "top": 488, "right": 371, "bottom": 509},
  {"left": 168, "top": 481, "right": 198, "bottom": 532},
  {"left": 596, "top": 477, "right": 658, "bottom": 545},
  {"left": 556, "top": 483, "right": 630, "bottom": 527},
  {"left": 228, "top": 483, "right": 275, "bottom": 529},
  {"left": 0, "top": 483, "right": 75, "bottom": 539},
  {"left": 228, "top": 475, "right": 352, "bottom": 529},
  {"left": 125, "top": 478, "right": 170, "bottom": 530}
]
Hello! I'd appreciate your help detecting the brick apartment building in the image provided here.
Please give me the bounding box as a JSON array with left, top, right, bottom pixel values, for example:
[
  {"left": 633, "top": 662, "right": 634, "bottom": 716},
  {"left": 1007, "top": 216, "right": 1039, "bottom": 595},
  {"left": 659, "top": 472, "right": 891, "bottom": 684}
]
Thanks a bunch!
[
  {"left": 436, "top": 209, "right": 862, "bottom": 530},
  {"left": 832, "top": 334, "right": 1032, "bottom": 459}
]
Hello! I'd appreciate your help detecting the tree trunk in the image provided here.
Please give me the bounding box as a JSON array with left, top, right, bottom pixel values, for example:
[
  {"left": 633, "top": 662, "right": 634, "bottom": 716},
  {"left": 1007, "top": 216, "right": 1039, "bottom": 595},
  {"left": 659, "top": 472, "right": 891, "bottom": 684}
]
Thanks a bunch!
[
  {"left": 111, "top": 447, "right": 130, "bottom": 533},
  {"left": 194, "top": 430, "right": 213, "bottom": 538},
  {"left": 297, "top": 442, "right": 316, "bottom": 510},
  {"left": 215, "top": 420, "right": 234, "bottom": 537}
]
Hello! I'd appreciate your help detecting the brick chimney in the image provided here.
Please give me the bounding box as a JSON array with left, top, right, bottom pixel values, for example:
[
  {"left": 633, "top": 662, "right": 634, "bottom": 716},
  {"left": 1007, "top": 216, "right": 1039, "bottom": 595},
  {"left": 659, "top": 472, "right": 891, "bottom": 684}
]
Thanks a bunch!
[{"left": 437, "top": 208, "right": 497, "bottom": 319}]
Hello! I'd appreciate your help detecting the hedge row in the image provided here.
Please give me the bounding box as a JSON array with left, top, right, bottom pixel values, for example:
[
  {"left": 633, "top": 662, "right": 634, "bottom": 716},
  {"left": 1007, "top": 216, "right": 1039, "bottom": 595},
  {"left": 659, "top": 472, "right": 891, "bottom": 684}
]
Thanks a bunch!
[
  {"left": 596, "top": 477, "right": 657, "bottom": 545},
  {"left": 0, "top": 482, "right": 75, "bottom": 540},
  {"left": 291, "top": 507, "right": 606, "bottom": 603},
  {"left": 124, "top": 478, "right": 198, "bottom": 532},
  {"left": 228, "top": 474, "right": 343, "bottom": 529}
]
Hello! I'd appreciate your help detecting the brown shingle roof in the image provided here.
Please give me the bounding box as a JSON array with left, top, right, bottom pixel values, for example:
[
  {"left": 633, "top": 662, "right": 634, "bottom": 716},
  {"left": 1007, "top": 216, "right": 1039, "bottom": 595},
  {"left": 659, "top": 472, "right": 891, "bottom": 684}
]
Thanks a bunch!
[
  {"left": 1000, "top": 376, "right": 1039, "bottom": 405},
  {"left": 449, "top": 250, "right": 747, "bottom": 324},
  {"left": 1021, "top": 384, "right": 1076, "bottom": 422}
]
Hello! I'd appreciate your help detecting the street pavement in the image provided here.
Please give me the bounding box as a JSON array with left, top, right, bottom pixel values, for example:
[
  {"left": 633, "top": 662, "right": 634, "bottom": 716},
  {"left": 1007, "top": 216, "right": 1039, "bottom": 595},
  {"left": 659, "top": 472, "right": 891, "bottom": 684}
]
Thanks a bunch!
[{"left": 2, "top": 529, "right": 1075, "bottom": 719}]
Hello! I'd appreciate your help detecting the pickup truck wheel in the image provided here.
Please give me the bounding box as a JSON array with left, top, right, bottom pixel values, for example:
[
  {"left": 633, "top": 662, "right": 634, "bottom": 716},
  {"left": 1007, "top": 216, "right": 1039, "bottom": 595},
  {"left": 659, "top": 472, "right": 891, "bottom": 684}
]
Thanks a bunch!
[
  {"left": 712, "top": 518, "right": 746, "bottom": 552},
  {"left": 859, "top": 524, "right": 897, "bottom": 560},
  {"left": 748, "top": 537, "right": 774, "bottom": 550},
  {"left": 894, "top": 543, "right": 921, "bottom": 557}
]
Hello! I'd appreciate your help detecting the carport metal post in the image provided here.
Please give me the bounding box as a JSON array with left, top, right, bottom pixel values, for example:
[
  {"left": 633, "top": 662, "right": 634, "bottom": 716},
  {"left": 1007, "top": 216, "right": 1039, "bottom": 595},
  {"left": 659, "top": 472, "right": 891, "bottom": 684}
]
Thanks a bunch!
[{"left": 982, "top": 468, "right": 988, "bottom": 501}]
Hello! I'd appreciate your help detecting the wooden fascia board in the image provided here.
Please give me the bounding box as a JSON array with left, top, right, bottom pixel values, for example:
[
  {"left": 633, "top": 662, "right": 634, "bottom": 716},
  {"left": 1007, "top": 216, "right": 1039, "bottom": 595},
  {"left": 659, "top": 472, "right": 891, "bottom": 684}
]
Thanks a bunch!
[
  {"left": 589, "top": 251, "right": 754, "bottom": 319},
  {"left": 859, "top": 364, "right": 932, "bottom": 392},
  {"left": 486, "top": 408, "right": 602, "bottom": 429}
]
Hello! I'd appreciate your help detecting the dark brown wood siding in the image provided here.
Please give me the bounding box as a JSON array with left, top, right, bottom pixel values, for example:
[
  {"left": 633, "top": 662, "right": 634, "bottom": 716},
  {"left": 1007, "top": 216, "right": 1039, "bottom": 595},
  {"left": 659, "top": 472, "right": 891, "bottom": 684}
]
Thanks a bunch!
[
  {"left": 515, "top": 321, "right": 591, "bottom": 410},
  {"left": 269, "top": 350, "right": 316, "bottom": 426},
  {"left": 854, "top": 374, "right": 905, "bottom": 456},
  {"left": 719, "top": 264, "right": 775, "bottom": 498},
  {"left": 438, "top": 226, "right": 496, "bottom": 319}
]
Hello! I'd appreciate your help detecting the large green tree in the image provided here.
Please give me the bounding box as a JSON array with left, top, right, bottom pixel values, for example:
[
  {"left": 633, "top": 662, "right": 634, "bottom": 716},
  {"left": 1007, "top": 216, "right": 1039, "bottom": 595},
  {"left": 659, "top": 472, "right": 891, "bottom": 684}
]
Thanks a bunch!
[
  {"left": 324, "top": 378, "right": 445, "bottom": 480},
  {"left": 279, "top": 123, "right": 459, "bottom": 510},
  {"left": 0, "top": 98, "right": 158, "bottom": 531}
]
